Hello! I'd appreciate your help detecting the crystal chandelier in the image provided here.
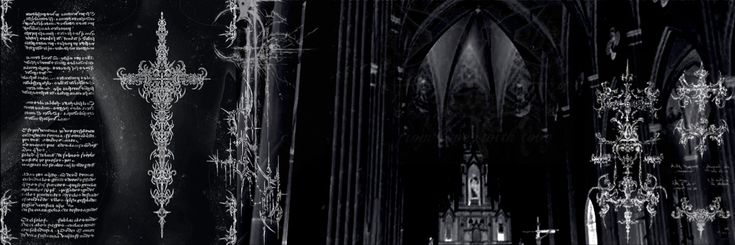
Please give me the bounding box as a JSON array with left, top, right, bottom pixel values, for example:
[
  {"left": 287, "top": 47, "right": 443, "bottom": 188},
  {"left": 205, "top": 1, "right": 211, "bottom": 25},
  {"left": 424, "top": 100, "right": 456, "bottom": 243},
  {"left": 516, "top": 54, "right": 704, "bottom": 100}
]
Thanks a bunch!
[
  {"left": 671, "top": 63, "right": 732, "bottom": 156},
  {"left": 671, "top": 197, "right": 730, "bottom": 238},
  {"left": 588, "top": 64, "right": 667, "bottom": 242}
]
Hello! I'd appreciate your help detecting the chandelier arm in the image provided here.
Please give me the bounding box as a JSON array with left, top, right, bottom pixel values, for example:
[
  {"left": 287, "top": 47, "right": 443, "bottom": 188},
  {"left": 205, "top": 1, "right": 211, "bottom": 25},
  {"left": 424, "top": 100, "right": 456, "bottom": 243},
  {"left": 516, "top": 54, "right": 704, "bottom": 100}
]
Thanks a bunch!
[{"left": 642, "top": 132, "right": 661, "bottom": 145}]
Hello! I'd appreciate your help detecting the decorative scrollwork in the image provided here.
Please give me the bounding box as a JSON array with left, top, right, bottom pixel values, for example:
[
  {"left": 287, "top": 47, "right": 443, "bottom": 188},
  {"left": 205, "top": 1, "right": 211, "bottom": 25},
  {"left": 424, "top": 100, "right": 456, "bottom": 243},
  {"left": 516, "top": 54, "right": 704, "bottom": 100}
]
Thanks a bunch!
[
  {"left": 209, "top": 0, "right": 294, "bottom": 241},
  {"left": 588, "top": 62, "right": 666, "bottom": 242},
  {"left": 0, "top": 0, "right": 16, "bottom": 47},
  {"left": 114, "top": 12, "right": 209, "bottom": 238},
  {"left": 220, "top": 193, "right": 238, "bottom": 245},
  {"left": 672, "top": 197, "right": 730, "bottom": 238},
  {"left": 220, "top": 0, "right": 238, "bottom": 47},
  {"left": 0, "top": 191, "right": 16, "bottom": 245},
  {"left": 671, "top": 63, "right": 732, "bottom": 156}
]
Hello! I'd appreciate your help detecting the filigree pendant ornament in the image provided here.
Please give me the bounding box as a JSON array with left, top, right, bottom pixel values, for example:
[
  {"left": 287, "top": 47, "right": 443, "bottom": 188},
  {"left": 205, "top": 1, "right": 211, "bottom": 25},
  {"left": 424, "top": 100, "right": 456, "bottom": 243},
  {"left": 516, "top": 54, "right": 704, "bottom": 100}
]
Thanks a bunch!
[
  {"left": 588, "top": 63, "right": 666, "bottom": 242},
  {"left": 672, "top": 197, "right": 730, "bottom": 238}
]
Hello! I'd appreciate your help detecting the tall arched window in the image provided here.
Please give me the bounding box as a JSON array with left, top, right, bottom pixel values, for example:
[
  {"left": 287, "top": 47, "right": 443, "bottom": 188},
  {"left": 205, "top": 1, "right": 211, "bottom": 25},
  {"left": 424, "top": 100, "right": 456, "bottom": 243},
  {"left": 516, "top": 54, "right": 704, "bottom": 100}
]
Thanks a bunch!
[{"left": 585, "top": 198, "right": 599, "bottom": 245}]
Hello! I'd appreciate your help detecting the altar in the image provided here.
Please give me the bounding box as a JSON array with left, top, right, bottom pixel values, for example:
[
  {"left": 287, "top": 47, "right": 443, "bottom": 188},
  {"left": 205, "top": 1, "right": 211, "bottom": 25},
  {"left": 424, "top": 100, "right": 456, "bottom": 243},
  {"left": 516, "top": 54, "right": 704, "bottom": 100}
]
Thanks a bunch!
[{"left": 438, "top": 140, "right": 512, "bottom": 245}]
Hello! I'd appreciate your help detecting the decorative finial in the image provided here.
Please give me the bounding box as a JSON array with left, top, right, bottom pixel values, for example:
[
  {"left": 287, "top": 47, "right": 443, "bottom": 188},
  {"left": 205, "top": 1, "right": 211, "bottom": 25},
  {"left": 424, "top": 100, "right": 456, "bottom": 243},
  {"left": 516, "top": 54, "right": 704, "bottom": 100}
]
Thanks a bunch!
[
  {"left": 155, "top": 12, "right": 169, "bottom": 65},
  {"left": 694, "top": 62, "right": 708, "bottom": 80},
  {"left": 621, "top": 60, "right": 634, "bottom": 82}
]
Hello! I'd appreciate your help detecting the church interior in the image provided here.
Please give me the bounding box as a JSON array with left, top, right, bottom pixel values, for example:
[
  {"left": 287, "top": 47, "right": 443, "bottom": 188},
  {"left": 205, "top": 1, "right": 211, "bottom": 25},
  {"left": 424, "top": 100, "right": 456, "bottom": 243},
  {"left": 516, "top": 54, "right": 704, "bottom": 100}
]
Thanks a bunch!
[
  {"left": 274, "top": 0, "right": 735, "bottom": 244},
  {"left": 1, "top": 0, "right": 735, "bottom": 245}
]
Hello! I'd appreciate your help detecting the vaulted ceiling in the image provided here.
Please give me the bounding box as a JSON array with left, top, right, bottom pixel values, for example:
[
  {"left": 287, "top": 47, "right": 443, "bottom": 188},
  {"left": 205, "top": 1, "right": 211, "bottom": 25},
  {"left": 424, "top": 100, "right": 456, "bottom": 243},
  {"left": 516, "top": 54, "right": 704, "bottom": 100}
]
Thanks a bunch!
[{"left": 411, "top": 11, "right": 543, "bottom": 147}]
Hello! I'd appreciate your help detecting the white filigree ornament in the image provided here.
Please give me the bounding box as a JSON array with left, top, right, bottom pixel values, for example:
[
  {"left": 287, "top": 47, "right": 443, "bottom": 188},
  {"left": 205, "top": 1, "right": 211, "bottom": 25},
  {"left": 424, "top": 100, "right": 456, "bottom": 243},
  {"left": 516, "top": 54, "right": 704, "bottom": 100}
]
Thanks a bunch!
[
  {"left": 1, "top": 0, "right": 17, "bottom": 47},
  {"left": 115, "top": 12, "right": 209, "bottom": 238},
  {"left": 672, "top": 197, "right": 730, "bottom": 238},
  {"left": 208, "top": 0, "right": 292, "bottom": 241},
  {"left": 220, "top": 193, "right": 238, "bottom": 245},
  {"left": 672, "top": 64, "right": 732, "bottom": 156},
  {"left": 0, "top": 191, "right": 16, "bottom": 245},
  {"left": 589, "top": 63, "right": 666, "bottom": 242}
]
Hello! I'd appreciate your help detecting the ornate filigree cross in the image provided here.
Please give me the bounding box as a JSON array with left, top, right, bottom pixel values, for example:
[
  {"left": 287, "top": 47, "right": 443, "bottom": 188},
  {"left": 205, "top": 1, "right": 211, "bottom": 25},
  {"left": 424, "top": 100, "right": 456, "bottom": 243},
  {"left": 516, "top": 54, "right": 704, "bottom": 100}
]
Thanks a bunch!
[
  {"left": 671, "top": 64, "right": 732, "bottom": 156},
  {"left": 115, "top": 12, "right": 209, "bottom": 238}
]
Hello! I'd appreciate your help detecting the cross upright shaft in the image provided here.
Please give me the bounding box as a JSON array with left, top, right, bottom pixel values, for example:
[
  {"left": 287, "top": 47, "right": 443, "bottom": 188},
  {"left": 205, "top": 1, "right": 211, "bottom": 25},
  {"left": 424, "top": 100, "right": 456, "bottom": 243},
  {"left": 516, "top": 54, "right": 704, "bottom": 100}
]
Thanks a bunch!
[{"left": 114, "top": 12, "right": 209, "bottom": 238}]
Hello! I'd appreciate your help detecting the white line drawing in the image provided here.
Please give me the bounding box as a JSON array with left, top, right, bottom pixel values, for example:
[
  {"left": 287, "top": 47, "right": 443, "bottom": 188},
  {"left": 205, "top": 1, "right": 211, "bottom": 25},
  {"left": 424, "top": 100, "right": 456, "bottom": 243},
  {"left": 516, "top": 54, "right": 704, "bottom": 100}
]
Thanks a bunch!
[
  {"left": 588, "top": 63, "right": 667, "bottom": 242},
  {"left": 671, "top": 63, "right": 732, "bottom": 156},
  {"left": 0, "top": 191, "right": 16, "bottom": 245},
  {"left": 115, "top": 12, "right": 209, "bottom": 238},
  {"left": 208, "top": 0, "right": 298, "bottom": 241},
  {"left": 1, "top": 0, "right": 17, "bottom": 47},
  {"left": 672, "top": 197, "right": 730, "bottom": 238},
  {"left": 220, "top": 193, "right": 238, "bottom": 245}
]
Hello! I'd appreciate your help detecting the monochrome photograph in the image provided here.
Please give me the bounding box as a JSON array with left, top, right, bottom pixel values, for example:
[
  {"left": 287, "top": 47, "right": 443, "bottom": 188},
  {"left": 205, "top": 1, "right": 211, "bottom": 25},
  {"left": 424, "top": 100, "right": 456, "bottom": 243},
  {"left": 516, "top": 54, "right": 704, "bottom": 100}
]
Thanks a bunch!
[{"left": 1, "top": 0, "right": 735, "bottom": 244}]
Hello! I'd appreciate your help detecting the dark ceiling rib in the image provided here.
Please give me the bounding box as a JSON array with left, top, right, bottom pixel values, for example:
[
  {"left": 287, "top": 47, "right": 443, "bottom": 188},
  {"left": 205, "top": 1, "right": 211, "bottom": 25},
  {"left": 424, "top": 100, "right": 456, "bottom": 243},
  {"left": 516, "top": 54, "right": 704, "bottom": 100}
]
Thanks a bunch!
[
  {"left": 478, "top": 13, "right": 506, "bottom": 127},
  {"left": 478, "top": 12, "right": 497, "bottom": 102},
  {"left": 561, "top": 0, "right": 592, "bottom": 38},
  {"left": 442, "top": 13, "right": 478, "bottom": 117}
]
